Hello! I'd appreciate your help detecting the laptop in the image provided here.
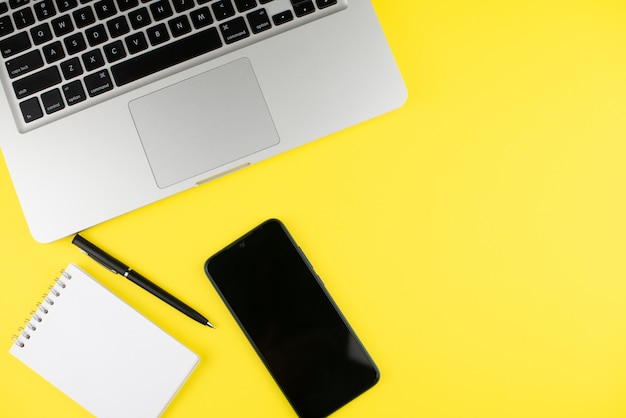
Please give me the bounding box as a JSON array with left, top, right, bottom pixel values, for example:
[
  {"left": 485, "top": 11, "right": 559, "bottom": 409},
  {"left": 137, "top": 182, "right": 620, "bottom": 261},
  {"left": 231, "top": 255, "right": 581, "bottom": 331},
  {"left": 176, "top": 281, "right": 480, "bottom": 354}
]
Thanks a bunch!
[{"left": 0, "top": 0, "right": 406, "bottom": 243}]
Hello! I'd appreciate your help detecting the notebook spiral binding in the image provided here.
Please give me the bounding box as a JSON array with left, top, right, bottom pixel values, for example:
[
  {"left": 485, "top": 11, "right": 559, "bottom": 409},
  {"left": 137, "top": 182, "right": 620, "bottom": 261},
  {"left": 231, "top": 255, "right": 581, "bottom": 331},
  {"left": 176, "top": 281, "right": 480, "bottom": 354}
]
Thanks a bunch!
[{"left": 12, "top": 270, "right": 73, "bottom": 348}]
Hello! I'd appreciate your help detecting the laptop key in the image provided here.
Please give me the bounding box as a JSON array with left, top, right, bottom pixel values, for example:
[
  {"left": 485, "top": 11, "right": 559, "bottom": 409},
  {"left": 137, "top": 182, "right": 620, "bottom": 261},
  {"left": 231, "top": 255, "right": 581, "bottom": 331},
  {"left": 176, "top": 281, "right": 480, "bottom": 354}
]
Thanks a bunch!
[
  {"left": 149, "top": 0, "right": 172, "bottom": 21},
  {"left": 64, "top": 32, "right": 87, "bottom": 54},
  {"left": 13, "top": 65, "right": 61, "bottom": 99},
  {"left": 128, "top": 6, "right": 150, "bottom": 29},
  {"left": 233, "top": 0, "right": 255, "bottom": 13},
  {"left": 168, "top": 14, "right": 190, "bottom": 37},
  {"left": 271, "top": 10, "right": 292, "bottom": 26},
  {"left": 125, "top": 30, "right": 147, "bottom": 53},
  {"left": 247, "top": 8, "right": 270, "bottom": 34},
  {"left": 189, "top": 6, "right": 211, "bottom": 29},
  {"left": 30, "top": 22, "right": 53, "bottom": 44},
  {"left": 219, "top": 16, "right": 248, "bottom": 44},
  {"left": 9, "top": 0, "right": 30, "bottom": 9},
  {"left": 0, "top": 15, "right": 14, "bottom": 37},
  {"left": 60, "top": 56, "right": 83, "bottom": 78},
  {"left": 13, "top": 8, "right": 36, "bottom": 29},
  {"left": 315, "top": 0, "right": 335, "bottom": 8},
  {"left": 85, "top": 22, "right": 108, "bottom": 46},
  {"left": 84, "top": 68, "right": 113, "bottom": 96},
  {"left": 34, "top": 0, "right": 56, "bottom": 20},
  {"left": 1, "top": 32, "right": 31, "bottom": 58},
  {"left": 56, "top": 0, "right": 78, "bottom": 12},
  {"left": 171, "top": 0, "right": 192, "bottom": 13},
  {"left": 291, "top": 0, "right": 314, "bottom": 17},
  {"left": 41, "top": 87, "right": 65, "bottom": 113},
  {"left": 93, "top": 0, "right": 116, "bottom": 19},
  {"left": 62, "top": 79, "right": 86, "bottom": 104},
  {"left": 211, "top": 0, "right": 234, "bottom": 21},
  {"left": 114, "top": 0, "right": 136, "bottom": 11},
  {"left": 107, "top": 15, "right": 130, "bottom": 37},
  {"left": 5, "top": 49, "right": 43, "bottom": 78},
  {"left": 146, "top": 22, "right": 169, "bottom": 45},
  {"left": 73, "top": 5, "right": 95, "bottom": 28},
  {"left": 103, "top": 39, "right": 126, "bottom": 61},
  {"left": 82, "top": 48, "right": 104, "bottom": 70},
  {"left": 111, "top": 27, "right": 222, "bottom": 86},
  {"left": 19, "top": 96, "right": 43, "bottom": 122},
  {"left": 42, "top": 39, "right": 65, "bottom": 63},
  {"left": 51, "top": 14, "right": 73, "bottom": 36}
]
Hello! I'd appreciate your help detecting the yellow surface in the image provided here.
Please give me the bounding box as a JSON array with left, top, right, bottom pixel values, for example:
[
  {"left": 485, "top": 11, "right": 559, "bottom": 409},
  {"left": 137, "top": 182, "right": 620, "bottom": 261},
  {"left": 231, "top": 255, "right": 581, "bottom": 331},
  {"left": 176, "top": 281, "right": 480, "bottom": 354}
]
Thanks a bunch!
[{"left": 2, "top": 1, "right": 626, "bottom": 417}]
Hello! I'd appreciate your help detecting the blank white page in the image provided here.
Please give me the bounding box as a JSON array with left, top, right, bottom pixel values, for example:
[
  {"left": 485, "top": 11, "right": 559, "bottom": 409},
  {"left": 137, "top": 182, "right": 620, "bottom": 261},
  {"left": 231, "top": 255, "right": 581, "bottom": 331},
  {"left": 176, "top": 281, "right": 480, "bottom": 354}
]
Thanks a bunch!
[{"left": 9, "top": 264, "right": 199, "bottom": 418}]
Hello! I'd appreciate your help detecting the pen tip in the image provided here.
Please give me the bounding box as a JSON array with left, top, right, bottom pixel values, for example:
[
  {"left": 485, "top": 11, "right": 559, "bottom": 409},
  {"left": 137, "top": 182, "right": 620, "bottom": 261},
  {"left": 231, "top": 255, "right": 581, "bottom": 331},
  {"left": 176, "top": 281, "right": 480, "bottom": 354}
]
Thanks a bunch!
[{"left": 207, "top": 321, "right": 216, "bottom": 329}]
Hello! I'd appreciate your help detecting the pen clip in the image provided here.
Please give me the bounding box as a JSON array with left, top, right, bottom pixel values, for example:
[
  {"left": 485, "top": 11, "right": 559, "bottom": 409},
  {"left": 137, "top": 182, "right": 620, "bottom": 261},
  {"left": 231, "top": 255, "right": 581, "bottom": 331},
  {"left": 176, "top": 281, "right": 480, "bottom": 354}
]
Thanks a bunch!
[
  {"left": 72, "top": 234, "right": 129, "bottom": 275},
  {"left": 78, "top": 249, "right": 119, "bottom": 274}
]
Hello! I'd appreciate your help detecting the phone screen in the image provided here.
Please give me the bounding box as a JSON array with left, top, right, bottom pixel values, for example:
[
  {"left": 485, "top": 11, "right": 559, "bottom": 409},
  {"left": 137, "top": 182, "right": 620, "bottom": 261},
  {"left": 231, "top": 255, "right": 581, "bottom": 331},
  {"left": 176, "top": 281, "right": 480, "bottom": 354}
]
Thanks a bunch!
[{"left": 205, "top": 219, "right": 379, "bottom": 418}]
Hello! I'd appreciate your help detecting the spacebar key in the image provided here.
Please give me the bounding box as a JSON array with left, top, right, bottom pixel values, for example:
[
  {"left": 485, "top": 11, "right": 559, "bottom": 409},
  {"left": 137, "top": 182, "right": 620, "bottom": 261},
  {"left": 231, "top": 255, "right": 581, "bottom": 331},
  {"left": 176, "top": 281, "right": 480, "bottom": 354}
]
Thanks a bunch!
[{"left": 111, "top": 28, "right": 223, "bottom": 87}]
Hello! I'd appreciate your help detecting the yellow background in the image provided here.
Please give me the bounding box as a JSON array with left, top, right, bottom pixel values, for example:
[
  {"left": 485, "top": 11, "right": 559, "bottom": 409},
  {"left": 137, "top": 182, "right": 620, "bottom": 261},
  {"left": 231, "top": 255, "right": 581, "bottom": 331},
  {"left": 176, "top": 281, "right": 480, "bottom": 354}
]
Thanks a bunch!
[{"left": 2, "top": 1, "right": 626, "bottom": 416}]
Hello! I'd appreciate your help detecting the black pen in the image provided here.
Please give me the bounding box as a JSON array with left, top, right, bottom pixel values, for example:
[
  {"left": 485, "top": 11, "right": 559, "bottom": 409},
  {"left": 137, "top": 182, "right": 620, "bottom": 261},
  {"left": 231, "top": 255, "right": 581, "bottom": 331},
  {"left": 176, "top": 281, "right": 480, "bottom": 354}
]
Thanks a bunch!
[{"left": 72, "top": 234, "right": 215, "bottom": 328}]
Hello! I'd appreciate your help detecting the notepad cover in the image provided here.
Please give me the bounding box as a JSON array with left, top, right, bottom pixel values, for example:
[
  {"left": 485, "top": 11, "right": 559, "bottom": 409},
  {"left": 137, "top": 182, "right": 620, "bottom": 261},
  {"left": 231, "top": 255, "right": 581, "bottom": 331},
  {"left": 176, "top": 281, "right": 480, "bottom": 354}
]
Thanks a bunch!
[{"left": 9, "top": 264, "right": 199, "bottom": 418}]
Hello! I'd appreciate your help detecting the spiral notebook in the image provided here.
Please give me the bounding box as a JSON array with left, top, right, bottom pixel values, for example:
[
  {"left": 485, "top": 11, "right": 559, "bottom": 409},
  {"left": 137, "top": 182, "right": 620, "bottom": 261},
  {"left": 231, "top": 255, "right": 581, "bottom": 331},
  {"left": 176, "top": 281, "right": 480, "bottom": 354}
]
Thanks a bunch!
[{"left": 9, "top": 264, "right": 199, "bottom": 418}]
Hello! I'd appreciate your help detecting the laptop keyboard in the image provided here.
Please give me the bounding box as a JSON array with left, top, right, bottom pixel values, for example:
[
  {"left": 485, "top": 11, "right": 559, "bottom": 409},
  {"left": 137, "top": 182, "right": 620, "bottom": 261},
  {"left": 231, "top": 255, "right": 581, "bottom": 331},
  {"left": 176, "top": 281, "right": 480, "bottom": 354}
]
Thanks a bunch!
[{"left": 0, "top": 0, "right": 347, "bottom": 131}]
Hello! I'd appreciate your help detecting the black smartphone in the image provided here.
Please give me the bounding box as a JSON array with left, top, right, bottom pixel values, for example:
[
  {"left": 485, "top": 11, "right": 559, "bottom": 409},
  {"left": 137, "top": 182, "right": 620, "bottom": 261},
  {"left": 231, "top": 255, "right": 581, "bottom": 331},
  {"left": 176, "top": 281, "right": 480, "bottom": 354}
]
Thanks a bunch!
[{"left": 204, "top": 219, "right": 379, "bottom": 418}]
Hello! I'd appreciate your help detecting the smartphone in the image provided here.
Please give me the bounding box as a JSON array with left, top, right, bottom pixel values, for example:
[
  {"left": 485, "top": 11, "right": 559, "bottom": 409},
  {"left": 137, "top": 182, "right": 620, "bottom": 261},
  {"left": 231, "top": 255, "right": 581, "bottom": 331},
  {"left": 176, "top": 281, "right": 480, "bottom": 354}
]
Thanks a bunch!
[{"left": 204, "top": 219, "right": 379, "bottom": 418}]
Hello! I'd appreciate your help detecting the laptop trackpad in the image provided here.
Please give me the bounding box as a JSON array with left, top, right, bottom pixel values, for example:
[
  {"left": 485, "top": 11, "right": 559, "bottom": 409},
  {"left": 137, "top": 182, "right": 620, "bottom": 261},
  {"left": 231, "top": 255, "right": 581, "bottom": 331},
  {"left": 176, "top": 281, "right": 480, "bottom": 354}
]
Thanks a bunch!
[{"left": 129, "top": 58, "right": 280, "bottom": 189}]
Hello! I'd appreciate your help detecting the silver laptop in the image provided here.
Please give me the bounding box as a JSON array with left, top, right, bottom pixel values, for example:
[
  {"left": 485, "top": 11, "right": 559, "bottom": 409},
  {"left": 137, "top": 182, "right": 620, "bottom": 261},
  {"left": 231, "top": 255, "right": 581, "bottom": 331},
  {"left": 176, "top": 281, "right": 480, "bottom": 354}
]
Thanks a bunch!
[{"left": 0, "top": 0, "right": 406, "bottom": 243}]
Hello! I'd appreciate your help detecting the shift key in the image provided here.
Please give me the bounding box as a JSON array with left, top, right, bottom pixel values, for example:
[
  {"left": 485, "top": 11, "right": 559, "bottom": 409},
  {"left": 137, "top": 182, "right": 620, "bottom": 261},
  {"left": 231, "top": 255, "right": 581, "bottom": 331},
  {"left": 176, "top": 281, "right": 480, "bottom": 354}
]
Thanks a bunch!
[{"left": 13, "top": 67, "right": 61, "bottom": 99}]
